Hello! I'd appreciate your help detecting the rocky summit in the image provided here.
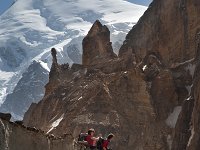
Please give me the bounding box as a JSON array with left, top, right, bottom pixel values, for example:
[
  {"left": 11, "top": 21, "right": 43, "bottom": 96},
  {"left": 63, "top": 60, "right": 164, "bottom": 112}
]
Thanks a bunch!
[
  {"left": 82, "top": 20, "right": 117, "bottom": 66},
  {"left": 1, "top": 0, "right": 200, "bottom": 150}
]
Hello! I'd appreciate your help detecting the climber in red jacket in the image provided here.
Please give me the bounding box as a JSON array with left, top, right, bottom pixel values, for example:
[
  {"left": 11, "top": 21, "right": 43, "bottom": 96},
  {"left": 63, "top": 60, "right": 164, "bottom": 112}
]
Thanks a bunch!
[
  {"left": 85, "top": 128, "right": 99, "bottom": 149},
  {"left": 102, "top": 133, "right": 114, "bottom": 150}
]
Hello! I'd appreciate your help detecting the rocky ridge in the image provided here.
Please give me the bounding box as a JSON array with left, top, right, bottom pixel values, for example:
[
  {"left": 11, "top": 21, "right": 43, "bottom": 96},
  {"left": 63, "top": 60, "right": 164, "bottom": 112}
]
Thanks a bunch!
[{"left": 0, "top": 114, "right": 74, "bottom": 150}]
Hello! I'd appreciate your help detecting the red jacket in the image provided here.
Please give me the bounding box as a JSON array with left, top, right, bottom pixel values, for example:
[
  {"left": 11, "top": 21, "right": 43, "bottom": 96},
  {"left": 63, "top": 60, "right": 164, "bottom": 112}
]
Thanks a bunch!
[
  {"left": 86, "top": 135, "right": 95, "bottom": 146},
  {"left": 102, "top": 140, "right": 110, "bottom": 149}
]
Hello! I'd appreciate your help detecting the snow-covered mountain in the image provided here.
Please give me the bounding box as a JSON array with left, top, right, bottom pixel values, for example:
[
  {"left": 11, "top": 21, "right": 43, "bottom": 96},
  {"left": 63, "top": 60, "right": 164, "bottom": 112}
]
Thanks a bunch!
[
  {"left": 0, "top": 61, "right": 49, "bottom": 120},
  {"left": 0, "top": 0, "right": 147, "bottom": 119}
]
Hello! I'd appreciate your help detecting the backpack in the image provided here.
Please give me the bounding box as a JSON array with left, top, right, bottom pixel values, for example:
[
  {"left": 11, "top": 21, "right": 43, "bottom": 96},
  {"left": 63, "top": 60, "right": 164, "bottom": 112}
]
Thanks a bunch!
[
  {"left": 96, "top": 137, "right": 104, "bottom": 150},
  {"left": 78, "top": 133, "right": 88, "bottom": 141},
  {"left": 77, "top": 133, "right": 89, "bottom": 148}
]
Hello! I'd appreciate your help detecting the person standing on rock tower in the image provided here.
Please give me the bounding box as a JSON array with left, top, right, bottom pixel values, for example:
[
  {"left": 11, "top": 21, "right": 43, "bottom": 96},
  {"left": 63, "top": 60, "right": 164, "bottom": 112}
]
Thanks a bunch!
[{"left": 85, "top": 128, "right": 99, "bottom": 150}]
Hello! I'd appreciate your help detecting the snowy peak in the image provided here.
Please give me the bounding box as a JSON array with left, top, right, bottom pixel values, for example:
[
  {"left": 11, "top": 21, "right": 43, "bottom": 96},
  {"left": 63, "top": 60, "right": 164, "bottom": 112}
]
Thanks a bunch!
[{"left": 1, "top": 0, "right": 146, "bottom": 33}]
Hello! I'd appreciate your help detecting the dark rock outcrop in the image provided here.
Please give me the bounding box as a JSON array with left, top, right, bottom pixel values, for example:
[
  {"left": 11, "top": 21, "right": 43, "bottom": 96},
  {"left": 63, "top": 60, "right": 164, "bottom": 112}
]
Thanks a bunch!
[{"left": 0, "top": 113, "right": 11, "bottom": 121}]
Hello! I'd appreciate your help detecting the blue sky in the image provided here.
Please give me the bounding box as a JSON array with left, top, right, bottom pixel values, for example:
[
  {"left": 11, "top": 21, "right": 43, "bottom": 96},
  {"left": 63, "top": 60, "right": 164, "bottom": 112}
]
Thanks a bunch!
[
  {"left": 127, "top": 0, "right": 152, "bottom": 6},
  {"left": 0, "top": 0, "right": 14, "bottom": 15},
  {"left": 0, "top": 0, "right": 152, "bottom": 15}
]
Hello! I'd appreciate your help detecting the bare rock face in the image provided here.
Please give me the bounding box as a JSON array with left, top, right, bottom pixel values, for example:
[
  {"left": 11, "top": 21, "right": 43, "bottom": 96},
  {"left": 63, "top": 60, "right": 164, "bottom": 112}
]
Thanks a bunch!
[
  {"left": 82, "top": 20, "right": 117, "bottom": 66},
  {"left": 151, "top": 70, "right": 178, "bottom": 120},
  {"left": 119, "top": 0, "right": 200, "bottom": 66}
]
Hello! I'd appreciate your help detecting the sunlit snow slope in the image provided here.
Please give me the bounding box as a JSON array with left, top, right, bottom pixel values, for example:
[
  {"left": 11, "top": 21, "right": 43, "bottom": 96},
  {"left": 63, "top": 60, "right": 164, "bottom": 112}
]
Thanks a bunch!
[{"left": 0, "top": 0, "right": 147, "bottom": 119}]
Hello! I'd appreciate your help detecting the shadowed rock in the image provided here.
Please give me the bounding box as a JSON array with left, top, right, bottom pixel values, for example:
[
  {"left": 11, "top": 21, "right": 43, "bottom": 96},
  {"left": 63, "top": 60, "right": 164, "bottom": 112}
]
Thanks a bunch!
[{"left": 0, "top": 113, "right": 11, "bottom": 121}]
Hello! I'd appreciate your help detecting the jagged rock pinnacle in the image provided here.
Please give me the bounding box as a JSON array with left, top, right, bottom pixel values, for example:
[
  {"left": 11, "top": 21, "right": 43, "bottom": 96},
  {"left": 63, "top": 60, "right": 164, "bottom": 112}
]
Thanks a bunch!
[
  {"left": 88, "top": 20, "right": 104, "bottom": 36},
  {"left": 51, "top": 48, "right": 58, "bottom": 64},
  {"left": 82, "top": 20, "right": 117, "bottom": 66},
  {"left": 48, "top": 47, "right": 60, "bottom": 83}
]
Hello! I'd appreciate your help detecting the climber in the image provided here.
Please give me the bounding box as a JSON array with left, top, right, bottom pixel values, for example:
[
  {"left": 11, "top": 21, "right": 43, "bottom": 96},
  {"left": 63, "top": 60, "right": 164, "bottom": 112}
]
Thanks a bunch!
[
  {"left": 85, "top": 128, "right": 99, "bottom": 150},
  {"left": 102, "top": 133, "right": 114, "bottom": 150}
]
